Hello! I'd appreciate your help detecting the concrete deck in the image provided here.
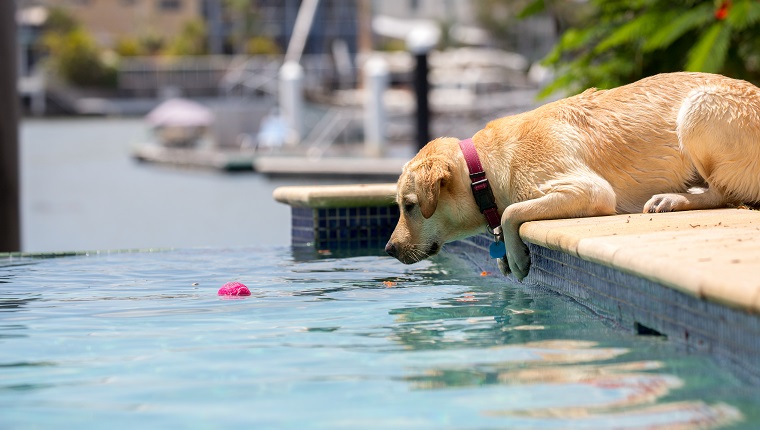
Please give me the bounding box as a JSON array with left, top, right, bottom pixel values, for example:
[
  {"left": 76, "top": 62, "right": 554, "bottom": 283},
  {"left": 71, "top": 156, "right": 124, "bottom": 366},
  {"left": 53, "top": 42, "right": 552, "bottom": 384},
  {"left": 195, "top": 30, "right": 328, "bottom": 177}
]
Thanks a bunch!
[{"left": 521, "top": 209, "right": 760, "bottom": 314}]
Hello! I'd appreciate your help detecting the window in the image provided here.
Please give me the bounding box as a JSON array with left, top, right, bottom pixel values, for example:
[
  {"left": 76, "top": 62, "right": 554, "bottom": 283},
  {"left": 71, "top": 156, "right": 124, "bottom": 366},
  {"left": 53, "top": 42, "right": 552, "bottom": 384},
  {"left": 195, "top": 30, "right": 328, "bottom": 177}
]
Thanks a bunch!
[{"left": 158, "top": 0, "right": 182, "bottom": 11}]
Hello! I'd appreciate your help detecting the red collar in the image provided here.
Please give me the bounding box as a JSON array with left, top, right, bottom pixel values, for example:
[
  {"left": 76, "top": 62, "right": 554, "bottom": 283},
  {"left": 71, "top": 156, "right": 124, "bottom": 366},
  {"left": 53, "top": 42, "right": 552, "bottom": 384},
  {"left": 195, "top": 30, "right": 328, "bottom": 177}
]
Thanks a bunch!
[{"left": 458, "top": 138, "right": 501, "bottom": 231}]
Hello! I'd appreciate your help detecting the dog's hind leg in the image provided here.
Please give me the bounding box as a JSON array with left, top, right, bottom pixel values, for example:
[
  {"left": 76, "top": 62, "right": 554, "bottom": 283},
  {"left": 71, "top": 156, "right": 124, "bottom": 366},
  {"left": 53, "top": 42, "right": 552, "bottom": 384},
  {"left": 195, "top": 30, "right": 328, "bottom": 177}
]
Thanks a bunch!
[
  {"left": 650, "top": 82, "right": 760, "bottom": 212},
  {"left": 643, "top": 186, "right": 727, "bottom": 213},
  {"left": 500, "top": 172, "right": 617, "bottom": 280}
]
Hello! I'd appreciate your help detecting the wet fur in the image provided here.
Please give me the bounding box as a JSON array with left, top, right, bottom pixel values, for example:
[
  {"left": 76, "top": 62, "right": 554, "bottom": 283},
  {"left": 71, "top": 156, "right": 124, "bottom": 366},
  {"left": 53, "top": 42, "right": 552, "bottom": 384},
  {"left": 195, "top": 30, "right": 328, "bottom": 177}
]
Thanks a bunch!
[{"left": 387, "top": 72, "right": 760, "bottom": 279}]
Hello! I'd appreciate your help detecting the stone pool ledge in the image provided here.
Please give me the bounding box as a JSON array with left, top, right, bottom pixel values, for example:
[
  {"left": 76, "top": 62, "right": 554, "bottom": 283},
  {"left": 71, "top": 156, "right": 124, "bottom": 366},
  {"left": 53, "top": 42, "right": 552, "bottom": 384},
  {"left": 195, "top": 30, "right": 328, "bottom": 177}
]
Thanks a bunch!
[
  {"left": 273, "top": 183, "right": 396, "bottom": 208},
  {"left": 520, "top": 209, "right": 760, "bottom": 314}
]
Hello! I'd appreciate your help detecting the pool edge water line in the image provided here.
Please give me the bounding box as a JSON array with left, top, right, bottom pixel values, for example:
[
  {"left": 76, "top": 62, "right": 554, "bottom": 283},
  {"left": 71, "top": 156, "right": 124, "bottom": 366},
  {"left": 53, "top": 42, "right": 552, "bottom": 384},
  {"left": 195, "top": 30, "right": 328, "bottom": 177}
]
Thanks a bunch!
[
  {"left": 0, "top": 248, "right": 174, "bottom": 260},
  {"left": 273, "top": 183, "right": 760, "bottom": 384}
]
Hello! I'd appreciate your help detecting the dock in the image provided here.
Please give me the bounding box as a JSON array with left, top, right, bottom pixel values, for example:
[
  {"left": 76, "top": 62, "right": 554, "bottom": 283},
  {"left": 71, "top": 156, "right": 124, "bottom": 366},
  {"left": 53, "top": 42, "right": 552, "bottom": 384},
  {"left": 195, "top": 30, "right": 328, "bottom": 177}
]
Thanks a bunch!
[
  {"left": 132, "top": 145, "right": 257, "bottom": 171},
  {"left": 132, "top": 145, "right": 408, "bottom": 178},
  {"left": 254, "top": 155, "right": 406, "bottom": 178}
]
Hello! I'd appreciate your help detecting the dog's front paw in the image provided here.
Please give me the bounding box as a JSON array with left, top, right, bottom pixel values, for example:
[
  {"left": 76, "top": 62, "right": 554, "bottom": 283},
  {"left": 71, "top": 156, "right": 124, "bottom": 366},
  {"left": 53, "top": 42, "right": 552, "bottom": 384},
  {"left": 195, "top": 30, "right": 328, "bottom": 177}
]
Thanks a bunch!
[
  {"left": 507, "top": 244, "right": 531, "bottom": 281},
  {"left": 644, "top": 194, "right": 688, "bottom": 213},
  {"left": 497, "top": 256, "right": 511, "bottom": 276}
]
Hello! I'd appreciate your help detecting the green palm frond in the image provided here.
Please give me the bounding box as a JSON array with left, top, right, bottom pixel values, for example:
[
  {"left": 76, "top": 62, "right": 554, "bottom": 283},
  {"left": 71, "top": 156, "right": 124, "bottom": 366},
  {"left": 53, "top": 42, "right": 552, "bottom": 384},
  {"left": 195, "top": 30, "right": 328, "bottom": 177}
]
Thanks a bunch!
[
  {"left": 642, "top": 3, "right": 713, "bottom": 51},
  {"left": 594, "top": 12, "right": 665, "bottom": 53},
  {"left": 686, "top": 22, "right": 732, "bottom": 73},
  {"left": 727, "top": 0, "right": 760, "bottom": 30},
  {"left": 518, "top": 0, "right": 545, "bottom": 19},
  {"left": 543, "top": 26, "right": 601, "bottom": 65},
  {"left": 537, "top": 70, "right": 581, "bottom": 99},
  {"left": 524, "top": 0, "right": 760, "bottom": 97}
]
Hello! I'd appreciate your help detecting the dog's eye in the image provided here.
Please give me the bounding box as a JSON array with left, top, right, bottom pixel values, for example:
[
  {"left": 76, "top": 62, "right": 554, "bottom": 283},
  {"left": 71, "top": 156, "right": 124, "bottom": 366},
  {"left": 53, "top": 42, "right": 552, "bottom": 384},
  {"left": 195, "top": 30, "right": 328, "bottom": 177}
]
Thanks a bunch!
[{"left": 404, "top": 202, "right": 415, "bottom": 213}]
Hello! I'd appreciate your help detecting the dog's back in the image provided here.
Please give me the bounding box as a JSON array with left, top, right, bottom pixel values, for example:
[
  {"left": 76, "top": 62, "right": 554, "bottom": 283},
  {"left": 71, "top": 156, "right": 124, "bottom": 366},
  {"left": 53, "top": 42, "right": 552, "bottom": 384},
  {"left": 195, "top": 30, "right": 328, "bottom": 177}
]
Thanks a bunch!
[{"left": 482, "top": 72, "right": 760, "bottom": 212}]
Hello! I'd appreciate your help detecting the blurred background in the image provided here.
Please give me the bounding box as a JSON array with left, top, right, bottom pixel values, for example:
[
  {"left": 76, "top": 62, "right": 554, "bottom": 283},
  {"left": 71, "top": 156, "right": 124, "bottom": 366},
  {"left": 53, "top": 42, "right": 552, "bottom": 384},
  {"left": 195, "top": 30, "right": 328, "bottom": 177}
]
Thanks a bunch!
[{"left": 3, "top": 0, "right": 757, "bottom": 253}]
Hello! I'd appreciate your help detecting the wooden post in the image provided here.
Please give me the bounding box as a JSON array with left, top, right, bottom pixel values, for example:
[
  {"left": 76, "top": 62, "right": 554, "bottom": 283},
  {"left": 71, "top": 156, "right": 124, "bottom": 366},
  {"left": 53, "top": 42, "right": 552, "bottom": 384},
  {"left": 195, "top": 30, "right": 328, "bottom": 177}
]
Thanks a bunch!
[{"left": 0, "top": 1, "right": 21, "bottom": 252}]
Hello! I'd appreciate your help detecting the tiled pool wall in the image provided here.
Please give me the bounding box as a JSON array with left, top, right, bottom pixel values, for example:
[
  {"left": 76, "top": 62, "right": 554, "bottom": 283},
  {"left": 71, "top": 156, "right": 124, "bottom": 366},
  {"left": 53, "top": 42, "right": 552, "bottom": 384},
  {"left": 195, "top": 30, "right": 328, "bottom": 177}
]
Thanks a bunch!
[
  {"left": 291, "top": 205, "right": 400, "bottom": 250},
  {"left": 527, "top": 245, "right": 760, "bottom": 385},
  {"left": 431, "top": 231, "right": 760, "bottom": 384},
  {"left": 275, "top": 185, "right": 760, "bottom": 384}
]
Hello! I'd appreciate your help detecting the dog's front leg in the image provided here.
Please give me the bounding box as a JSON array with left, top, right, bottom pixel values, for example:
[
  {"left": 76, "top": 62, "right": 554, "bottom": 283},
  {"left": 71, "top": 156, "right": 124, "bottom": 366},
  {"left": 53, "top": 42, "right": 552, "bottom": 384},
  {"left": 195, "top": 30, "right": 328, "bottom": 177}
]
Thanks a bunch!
[
  {"left": 498, "top": 209, "right": 531, "bottom": 280},
  {"left": 498, "top": 174, "right": 618, "bottom": 280}
]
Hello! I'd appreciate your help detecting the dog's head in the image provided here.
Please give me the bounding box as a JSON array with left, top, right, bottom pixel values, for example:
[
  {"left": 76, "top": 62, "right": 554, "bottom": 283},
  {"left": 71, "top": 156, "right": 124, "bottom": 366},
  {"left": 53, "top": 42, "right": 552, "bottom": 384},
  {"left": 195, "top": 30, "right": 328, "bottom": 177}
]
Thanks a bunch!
[{"left": 385, "top": 137, "right": 485, "bottom": 264}]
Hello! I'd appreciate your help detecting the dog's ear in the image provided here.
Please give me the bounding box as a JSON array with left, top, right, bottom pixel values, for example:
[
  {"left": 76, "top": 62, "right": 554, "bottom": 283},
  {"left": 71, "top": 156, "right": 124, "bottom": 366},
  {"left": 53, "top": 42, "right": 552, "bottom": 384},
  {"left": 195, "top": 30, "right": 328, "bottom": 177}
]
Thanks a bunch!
[{"left": 415, "top": 157, "right": 451, "bottom": 219}]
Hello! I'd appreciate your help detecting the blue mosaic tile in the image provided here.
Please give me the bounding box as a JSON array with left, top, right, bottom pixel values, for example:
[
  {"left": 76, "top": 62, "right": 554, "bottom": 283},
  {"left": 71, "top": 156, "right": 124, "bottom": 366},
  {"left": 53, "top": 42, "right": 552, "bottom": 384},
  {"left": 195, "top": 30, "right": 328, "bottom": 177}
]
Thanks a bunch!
[{"left": 289, "top": 205, "right": 399, "bottom": 251}]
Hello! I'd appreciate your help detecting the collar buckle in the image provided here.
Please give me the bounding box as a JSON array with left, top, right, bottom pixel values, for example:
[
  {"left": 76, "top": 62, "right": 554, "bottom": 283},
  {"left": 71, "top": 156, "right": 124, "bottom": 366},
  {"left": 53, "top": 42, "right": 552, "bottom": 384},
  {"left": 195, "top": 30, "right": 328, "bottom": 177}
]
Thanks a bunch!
[{"left": 470, "top": 177, "right": 497, "bottom": 213}]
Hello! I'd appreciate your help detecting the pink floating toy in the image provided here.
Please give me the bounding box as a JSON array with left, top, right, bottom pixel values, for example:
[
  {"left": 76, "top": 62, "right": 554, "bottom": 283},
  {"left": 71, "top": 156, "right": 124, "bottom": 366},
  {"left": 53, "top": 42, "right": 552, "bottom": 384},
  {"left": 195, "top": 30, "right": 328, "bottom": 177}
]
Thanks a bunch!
[{"left": 217, "top": 281, "right": 251, "bottom": 297}]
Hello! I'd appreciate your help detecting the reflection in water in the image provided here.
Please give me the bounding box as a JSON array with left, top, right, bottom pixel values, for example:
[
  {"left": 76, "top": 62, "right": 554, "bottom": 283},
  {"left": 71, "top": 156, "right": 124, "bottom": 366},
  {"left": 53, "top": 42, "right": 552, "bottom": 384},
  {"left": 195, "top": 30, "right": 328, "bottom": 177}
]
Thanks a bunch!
[
  {"left": 392, "top": 300, "right": 743, "bottom": 429},
  {"left": 488, "top": 401, "right": 740, "bottom": 429},
  {"left": 0, "top": 260, "right": 42, "bottom": 339},
  {"left": 0, "top": 298, "right": 39, "bottom": 313},
  {"left": 399, "top": 340, "right": 741, "bottom": 428}
]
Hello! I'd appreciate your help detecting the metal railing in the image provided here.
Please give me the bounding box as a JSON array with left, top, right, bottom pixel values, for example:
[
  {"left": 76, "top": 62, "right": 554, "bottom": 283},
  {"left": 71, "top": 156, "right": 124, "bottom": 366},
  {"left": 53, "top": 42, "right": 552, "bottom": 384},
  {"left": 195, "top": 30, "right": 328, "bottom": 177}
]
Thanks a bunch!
[
  {"left": 118, "top": 55, "right": 237, "bottom": 97},
  {"left": 117, "top": 54, "right": 356, "bottom": 98}
]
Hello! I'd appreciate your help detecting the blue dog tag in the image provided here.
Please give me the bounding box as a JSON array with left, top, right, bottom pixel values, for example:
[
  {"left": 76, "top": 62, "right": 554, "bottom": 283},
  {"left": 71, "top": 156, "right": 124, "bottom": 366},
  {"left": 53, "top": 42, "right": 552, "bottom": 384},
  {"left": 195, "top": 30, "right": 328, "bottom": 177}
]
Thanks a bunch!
[{"left": 489, "top": 241, "right": 506, "bottom": 259}]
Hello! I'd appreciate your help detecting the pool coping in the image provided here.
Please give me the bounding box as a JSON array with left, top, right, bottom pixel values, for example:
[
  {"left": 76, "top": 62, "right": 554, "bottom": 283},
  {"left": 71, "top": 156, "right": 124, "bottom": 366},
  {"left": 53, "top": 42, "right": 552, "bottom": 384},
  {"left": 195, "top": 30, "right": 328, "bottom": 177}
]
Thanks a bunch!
[
  {"left": 273, "top": 183, "right": 397, "bottom": 208},
  {"left": 519, "top": 208, "right": 760, "bottom": 314}
]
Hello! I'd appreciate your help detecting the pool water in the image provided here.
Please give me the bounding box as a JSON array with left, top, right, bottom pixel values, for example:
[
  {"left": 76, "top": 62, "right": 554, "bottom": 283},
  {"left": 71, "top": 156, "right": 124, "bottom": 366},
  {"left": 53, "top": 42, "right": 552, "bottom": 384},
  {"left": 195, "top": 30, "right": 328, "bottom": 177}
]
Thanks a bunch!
[{"left": 1, "top": 248, "right": 758, "bottom": 429}]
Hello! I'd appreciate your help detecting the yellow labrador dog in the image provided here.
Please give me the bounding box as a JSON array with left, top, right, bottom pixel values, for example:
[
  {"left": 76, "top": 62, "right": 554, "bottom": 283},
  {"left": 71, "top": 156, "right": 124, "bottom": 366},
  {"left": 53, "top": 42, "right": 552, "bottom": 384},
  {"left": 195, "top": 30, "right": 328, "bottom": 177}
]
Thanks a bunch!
[{"left": 385, "top": 72, "right": 760, "bottom": 280}]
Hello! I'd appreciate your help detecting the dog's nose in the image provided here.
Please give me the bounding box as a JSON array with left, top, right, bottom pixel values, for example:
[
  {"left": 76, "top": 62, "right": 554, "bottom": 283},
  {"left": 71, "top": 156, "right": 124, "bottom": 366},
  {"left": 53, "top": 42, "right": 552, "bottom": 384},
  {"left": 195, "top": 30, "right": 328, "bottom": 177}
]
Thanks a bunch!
[{"left": 385, "top": 241, "right": 397, "bottom": 258}]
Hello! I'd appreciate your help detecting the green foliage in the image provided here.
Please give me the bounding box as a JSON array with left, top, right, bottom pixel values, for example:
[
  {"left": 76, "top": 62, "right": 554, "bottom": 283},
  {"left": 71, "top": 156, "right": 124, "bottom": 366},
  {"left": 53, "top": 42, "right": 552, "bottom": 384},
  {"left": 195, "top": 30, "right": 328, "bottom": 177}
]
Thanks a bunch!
[
  {"left": 42, "top": 10, "right": 116, "bottom": 88},
  {"left": 139, "top": 34, "right": 167, "bottom": 56},
  {"left": 245, "top": 36, "right": 281, "bottom": 56},
  {"left": 378, "top": 38, "right": 407, "bottom": 52},
  {"left": 45, "top": 7, "right": 78, "bottom": 34},
  {"left": 686, "top": 22, "right": 731, "bottom": 73},
  {"left": 114, "top": 37, "right": 141, "bottom": 57},
  {"left": 526, "top": 0, "right": 760, "bottom": 97},
  {"left": 642, "top": 3, "right": 712, "bottom": 51},
  {"left": 518, "top": 0, "right": 546, "bottom": 19},
  {"left": 114, "top": 33, "right": 166, "bottom": 57},
  {"left": 165, "top": 19, "right": 208, "bottom": 56}
]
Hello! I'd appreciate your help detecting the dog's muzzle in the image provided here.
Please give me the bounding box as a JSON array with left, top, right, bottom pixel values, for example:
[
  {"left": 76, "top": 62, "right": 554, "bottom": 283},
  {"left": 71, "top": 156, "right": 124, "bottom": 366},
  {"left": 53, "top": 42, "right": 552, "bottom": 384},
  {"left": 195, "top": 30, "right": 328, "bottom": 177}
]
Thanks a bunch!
[
  {"left": 384, "top": 241, "right": 398, "bottom": 258},
  {"left": 385, "top": 241, "right": 440, "bottom": 264}
]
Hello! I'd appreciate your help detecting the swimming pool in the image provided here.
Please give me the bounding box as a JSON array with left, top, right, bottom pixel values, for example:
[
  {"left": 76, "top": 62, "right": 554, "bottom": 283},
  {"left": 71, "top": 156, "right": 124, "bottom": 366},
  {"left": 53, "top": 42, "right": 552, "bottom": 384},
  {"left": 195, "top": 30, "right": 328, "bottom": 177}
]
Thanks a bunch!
[{"left": 0, "top": 248, "right": 756, "bottom": 429}]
